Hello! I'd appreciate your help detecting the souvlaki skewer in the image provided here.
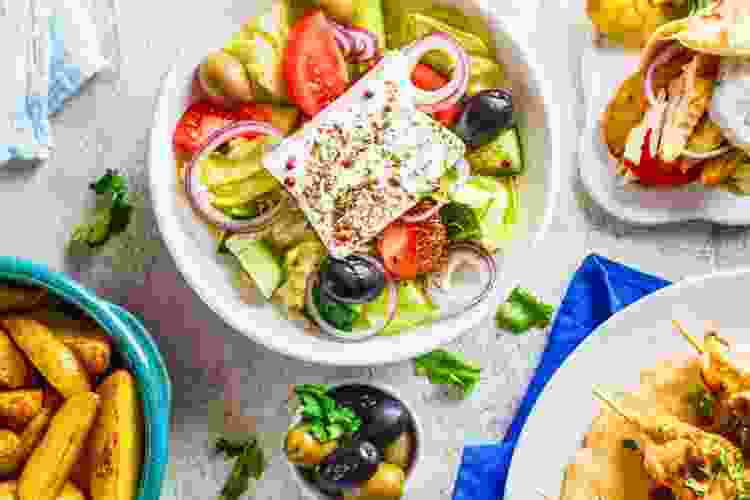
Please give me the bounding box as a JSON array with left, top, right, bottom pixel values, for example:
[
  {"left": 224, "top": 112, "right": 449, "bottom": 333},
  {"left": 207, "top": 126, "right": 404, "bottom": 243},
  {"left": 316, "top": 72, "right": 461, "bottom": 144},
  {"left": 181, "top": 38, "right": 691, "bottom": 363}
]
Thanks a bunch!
[{"left": 593, "top": 387, "right": 746, "bottom": 500}]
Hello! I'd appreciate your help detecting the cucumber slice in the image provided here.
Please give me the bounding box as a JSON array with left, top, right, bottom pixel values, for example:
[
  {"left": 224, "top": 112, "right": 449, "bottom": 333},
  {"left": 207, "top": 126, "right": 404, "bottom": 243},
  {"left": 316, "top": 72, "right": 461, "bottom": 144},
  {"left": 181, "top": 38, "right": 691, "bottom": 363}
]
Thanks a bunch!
[
  {"left": 466, "top": 127, "right": 524, "bottom": 176},
  {"left": 226, "top": 237, "right": 283, "bottom": 299}
]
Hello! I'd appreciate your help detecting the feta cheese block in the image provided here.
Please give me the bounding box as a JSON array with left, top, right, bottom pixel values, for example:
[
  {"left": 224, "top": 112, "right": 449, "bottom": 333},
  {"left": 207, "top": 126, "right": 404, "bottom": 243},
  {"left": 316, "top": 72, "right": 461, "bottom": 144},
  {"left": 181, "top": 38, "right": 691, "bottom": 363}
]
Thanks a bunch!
[{"left": 263, "top": 51, "right": 465, "bottom": 257}]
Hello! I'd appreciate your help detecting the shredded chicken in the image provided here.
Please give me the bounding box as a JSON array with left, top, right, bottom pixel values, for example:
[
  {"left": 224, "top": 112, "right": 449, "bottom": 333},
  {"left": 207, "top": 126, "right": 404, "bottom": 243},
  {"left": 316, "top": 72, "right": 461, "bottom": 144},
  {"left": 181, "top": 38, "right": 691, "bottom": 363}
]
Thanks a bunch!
[{"left": 659, "top": 55, "right": 718, "bottom": 163}]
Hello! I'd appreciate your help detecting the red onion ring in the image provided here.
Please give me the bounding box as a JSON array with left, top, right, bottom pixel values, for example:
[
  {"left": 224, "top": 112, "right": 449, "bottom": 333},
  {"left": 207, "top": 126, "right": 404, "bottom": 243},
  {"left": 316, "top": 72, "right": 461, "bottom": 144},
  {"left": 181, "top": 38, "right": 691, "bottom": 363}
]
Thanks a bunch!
[
  {"left": 425, "top": 242, "right": 497, "bottom": 320},
  {"left": 184, "top": 121, "right": 286, "bottom": 233},
  {"left": 404, "top": 33, "right": 469, "bottom": 113},
  {"left": 644, "top": 43, "right": 684, "bottom": 107},
  {"left": 400, "top": 201, "right": 446, "bottom": 223},
  {"left": 305, "top": 268, "right": 399, "bottom": 342},
  {"left": 331, "top": 21, "right": 379, "bottom": 63}
]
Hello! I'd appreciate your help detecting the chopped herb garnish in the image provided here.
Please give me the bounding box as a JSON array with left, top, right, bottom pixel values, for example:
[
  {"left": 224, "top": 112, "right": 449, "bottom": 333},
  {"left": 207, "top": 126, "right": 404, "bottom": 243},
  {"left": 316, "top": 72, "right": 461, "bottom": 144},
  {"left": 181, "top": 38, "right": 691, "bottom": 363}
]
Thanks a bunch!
[
  {"left": 439, "top": 202, "right": 484, "bottom": 241},
  {"left": 496, "top": 287, "right": 555, "bottom": 334},
  {"left": 688, "top": 0, "right": 714, "bottom": 17},
  {"left": 71, "top": 169, "right": 133, "bottom": 247},
  {"left": 689, "top": 384, "right": 715, "bottom": 418},
  {"left": 685, "top": 478, "right": 707, "bottom": 497},
  {"left": 414, "top": 349, "right": 482, "bottom": 396},
  {"left": 294, "top": 384, "right": 362, "bottom": 443},
  {"left": 622, "top": 438, "right": 640, "bottom": 451},
  {"left": 214, "top": 437, "right": 265, "bottom": 500}
]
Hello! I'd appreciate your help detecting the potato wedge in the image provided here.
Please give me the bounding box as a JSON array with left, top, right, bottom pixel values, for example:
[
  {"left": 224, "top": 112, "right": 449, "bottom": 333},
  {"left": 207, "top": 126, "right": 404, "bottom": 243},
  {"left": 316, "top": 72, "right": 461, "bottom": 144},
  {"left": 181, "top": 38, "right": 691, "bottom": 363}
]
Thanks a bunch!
[
  {"left": 0, "top": 331, "right": 31, "bottom": 390},
  {"left": 602, "top": 72, "right": 647, "bottom": 159},
  {"left": 0, "top": 318, "right": 91, "bottom": 398},
  {"left": 89, "top": 371, "right": 143, "bottom": 500},
  {"left": 18, "top": 392, "right": 99, "bottom": 500},
  {"left": 56, "top": 330, "right": 112, "bottom": 378},
  {"left": 0, "top": 390, "right": 43, "bottom": 431},
  {"left": 68, "top": 455, "right": 90, "bottom": 496},
  {"left": 0, "top": 285, "right": 47, "bottom": 313},
  {"left": 0, "top": 430, "right": 21, "bottom": 476},
  {"left": 0, "top": 481, "right": 85, "bottom": 500},
  {"left": 17, "top": 406, "right": 53, "bottom": 462}
]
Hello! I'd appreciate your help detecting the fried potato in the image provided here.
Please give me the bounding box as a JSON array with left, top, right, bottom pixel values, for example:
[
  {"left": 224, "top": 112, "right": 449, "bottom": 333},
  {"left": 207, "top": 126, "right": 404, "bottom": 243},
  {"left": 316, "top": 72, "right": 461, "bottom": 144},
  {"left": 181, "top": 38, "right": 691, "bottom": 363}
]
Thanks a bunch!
[
  {"left": 701, "top": 151, "right": 743, "bottom": 186},
  {"left": 57, "top": 331, "right": 112, "bottom": 378},
  {"left": 17, "top": 406, "right": 53, "bottom": 463},
  {"left": 0, "top": 331, "right": 31, "bottom": 390},
  {"left": 0, "top": 481, "right": 85, "bottom": 500},
  {"left": 88, "top": 370, "right": 143, "bottom": 500},
  {"left": 0, "top": 431, "right": 21, "bottom": 476},
  {"left": 0, "top": 318, "right": 91, "bottom": 398},
  {"left": 602, "top": 72, "right": 647, "bottom": 159},
  {"left": 0, "top": 285, "right": 47, "bottom": 314},
  {"left": 587, "top": 0, "right": 680, "bottom": 49},
  {"left": 0, "top": 390, "right": 43, "bottom": 432},
  {"left": 18, "top": 392, "right": 99, "bottom": 500}
]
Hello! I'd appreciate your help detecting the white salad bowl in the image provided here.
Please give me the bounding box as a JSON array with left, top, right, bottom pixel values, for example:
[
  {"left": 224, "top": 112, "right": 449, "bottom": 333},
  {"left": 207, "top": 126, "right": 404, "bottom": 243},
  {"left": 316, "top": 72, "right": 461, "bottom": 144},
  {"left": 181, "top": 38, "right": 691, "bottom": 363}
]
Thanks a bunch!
[{"left": 148, "top": 0, "right": 562, "bottom": 366}]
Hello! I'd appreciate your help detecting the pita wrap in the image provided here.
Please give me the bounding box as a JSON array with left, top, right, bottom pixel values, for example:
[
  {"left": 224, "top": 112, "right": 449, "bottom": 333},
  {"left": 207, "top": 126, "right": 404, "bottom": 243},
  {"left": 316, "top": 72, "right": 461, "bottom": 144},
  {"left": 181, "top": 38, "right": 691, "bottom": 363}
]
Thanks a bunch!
[{"left": 598, "top": 3, "right": 750, "bottom": 185}]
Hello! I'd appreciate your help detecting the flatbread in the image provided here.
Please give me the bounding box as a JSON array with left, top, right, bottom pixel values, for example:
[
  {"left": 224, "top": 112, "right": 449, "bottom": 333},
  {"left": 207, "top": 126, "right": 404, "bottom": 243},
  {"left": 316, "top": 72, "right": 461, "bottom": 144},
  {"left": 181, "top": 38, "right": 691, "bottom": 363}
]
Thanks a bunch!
[{"left": 560, "top": 355, "right": 703, "bottom": 500}]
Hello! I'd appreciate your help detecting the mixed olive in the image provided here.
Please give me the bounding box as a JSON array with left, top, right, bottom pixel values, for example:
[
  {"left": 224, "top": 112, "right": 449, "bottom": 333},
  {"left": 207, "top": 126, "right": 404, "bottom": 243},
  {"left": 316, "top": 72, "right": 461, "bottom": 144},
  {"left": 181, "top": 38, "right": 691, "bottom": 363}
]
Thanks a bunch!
[
  {"left": 285, "top": 384, "right": 416, "bottom": 499},
  {"left": 454, "top": 88, "right": 515, "bottom": 149}
]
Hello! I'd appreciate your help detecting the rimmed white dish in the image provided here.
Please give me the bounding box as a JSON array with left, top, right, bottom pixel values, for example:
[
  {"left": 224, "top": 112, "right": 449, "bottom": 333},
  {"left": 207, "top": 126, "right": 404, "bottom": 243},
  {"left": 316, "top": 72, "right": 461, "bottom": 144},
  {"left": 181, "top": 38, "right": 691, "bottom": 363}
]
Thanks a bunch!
[
  {"left": 579, "top": 47, "right": 750, "bottom": 226},
  {"left": 505, "top": 267, "right": 750, "bottom": 499},
  {"left": 148, "top": 0, "right": 562, "bottom": 366}
]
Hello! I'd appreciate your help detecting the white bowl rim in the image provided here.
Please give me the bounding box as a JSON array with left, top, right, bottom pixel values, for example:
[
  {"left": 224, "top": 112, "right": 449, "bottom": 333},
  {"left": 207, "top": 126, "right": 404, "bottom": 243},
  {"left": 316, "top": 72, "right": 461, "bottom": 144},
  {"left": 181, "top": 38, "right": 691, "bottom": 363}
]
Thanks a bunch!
[
  {"left": 147, "top": 0, "right": 564, "bottom": 366},
  {"left": 282, "top": 381, "right": 424, "bottom": 500}
]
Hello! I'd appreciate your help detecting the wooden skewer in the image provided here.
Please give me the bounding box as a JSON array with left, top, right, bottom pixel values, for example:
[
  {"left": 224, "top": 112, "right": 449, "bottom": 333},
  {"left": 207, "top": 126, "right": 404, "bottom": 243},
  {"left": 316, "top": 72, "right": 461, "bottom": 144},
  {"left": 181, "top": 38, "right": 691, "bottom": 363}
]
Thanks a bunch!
[
  {"left": 672, "top": 319, "right": 705, "bottom": 354},
  {"left": 592, "top": 387, "right": 637, "bottom": 425}
]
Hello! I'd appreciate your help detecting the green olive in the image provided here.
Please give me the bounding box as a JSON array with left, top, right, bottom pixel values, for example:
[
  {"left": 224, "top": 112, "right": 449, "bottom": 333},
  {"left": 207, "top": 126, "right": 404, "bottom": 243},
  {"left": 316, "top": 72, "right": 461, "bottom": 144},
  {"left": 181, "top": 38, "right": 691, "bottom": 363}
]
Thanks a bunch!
[
  {"left": 360, "top": 463, "right": 405, "bottom": 500},
  {"left": 285, "top": 427, "right": 338, "bottom": 466},
  {"left": 383, "top": 432, "right": 413, "bottom": 470},
  {"left": 201, "top": 51, "right": 255, "bottom": 103}
]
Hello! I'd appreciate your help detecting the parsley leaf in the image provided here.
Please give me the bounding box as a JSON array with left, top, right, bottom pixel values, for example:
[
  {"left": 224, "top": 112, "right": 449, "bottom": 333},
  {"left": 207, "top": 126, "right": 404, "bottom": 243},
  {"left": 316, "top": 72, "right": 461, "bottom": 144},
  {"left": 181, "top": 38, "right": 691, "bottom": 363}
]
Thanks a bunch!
[
  {"left": 294, "top": 385, "right": 362, "bottom": 443},
  {"left": 622, "top": 438, "right": 640, "bottom": 451},
  {"left": 688, "top": 0, "right": 715, "bottom": 17},
  {"left": 414, "top": 349, "right": 482, "bottom": 396},
  {"left": 496, "top": 287, "right": 555, "bottom": 334},
  {"left": 71, "top": 169, "right": 133, "bottom": 247},
  {"left": 214, "top": 438, "right": 265, "bottom": 500},
  {"left": 685, "top": 478, "right": 707, "bottom": 497}
]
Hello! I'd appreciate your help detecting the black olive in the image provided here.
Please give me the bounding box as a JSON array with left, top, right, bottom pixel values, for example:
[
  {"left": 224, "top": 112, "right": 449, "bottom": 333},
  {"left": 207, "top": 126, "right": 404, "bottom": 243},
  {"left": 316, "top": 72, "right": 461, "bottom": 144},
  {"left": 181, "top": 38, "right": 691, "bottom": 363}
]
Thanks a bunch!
[
  {"left": 650, "top": 485, "right": 676, "bottom": 500},
  {"left": 320, "top": 256, "right": 386, "bottom": 305},
  {"left": 454, "top": 89, "right": 514, "bottom": 149},
  {"left": 317, "top": 441, "right": 381, "bottom": 491},
  {"left": 329, "top": 384, "right": 388, "bottom": 422},
  {"left": 359, "top": 397, "right": 410, "bottom": 448}
]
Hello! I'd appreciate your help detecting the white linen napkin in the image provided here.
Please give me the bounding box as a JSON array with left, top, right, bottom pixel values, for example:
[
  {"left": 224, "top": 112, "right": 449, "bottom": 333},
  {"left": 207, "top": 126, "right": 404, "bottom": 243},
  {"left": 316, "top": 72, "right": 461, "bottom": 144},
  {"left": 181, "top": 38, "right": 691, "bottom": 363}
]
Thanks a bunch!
[{"left": 1, "top": 0, "right": 109, "bottom": 164}]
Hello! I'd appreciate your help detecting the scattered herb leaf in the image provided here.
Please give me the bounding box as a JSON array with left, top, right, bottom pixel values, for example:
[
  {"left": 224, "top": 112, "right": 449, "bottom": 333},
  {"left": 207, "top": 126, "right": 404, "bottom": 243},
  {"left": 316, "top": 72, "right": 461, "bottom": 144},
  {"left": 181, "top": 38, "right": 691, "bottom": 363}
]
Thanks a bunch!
[
  {"left": 294, "top": 385, "right": 362, "bottom": 442},
  {"left": 688, "top": 0, "right": 714, "bottom": 17},
  {"left": 496, "top": 287, "right": 555, "bottom": 334},
  {"left": 414, "top": 349, "right": 482, "bottom": 396},
  {"left": 214, "top": 437, "right": 265, "bottom": 500},
  {"left": 685, "top": 478, "right": 707, "bottom": 497},
  {"left": 622, "top": 438, "right": 639, "bottom": 451},
  {"left": 71, "top": 169, "right": 133, "bottom": 247}
]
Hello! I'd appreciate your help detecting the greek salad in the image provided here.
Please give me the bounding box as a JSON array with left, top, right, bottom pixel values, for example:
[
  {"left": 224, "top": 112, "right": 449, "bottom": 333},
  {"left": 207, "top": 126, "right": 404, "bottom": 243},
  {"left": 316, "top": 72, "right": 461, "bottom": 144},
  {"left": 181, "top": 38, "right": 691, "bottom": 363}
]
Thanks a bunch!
[{"left": 172, "top": 0, "right": 526, "bottom": 340}]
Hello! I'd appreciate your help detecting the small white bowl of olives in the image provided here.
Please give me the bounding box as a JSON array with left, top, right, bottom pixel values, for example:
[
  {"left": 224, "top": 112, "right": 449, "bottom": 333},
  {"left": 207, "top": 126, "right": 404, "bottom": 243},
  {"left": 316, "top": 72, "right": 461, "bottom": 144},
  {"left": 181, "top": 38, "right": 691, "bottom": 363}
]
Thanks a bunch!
[{"left": 284, "top": 383, "right": 422, "bottom": 500}]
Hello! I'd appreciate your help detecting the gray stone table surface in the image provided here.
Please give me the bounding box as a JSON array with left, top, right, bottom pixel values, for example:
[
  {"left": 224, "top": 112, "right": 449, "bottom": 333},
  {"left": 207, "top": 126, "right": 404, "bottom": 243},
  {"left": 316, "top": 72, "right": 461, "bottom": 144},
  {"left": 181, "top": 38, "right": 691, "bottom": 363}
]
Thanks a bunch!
[{"left": 2, "top": 0, "right": 748, "bottom": 498}]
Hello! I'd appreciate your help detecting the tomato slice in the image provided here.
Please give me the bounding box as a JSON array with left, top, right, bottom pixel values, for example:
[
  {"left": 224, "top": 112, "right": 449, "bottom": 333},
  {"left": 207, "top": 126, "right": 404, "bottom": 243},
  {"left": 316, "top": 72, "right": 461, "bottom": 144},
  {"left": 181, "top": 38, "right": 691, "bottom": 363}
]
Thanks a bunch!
[
  {"left": 625, "top": 129, "right": 701, "bottom": 186},
  {"left": 410, "top": 63, "right": 464, "bottom": 128},
  {"left": 173, "top": 101, "right": 234, "bottom": 156},
  {"left": 378, "top": 223, "right": 419, "bottom": 280},
  {"left": 284, "top": 10, "right": 349, "bottom": 117}
]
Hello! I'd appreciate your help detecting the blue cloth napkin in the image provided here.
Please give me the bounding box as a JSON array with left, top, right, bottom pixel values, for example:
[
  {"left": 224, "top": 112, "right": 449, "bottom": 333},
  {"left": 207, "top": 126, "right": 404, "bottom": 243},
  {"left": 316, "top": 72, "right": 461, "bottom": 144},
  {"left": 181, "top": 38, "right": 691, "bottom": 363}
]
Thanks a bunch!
[{"left": 451, "top": 253, "right": 672, "bottom": 500}]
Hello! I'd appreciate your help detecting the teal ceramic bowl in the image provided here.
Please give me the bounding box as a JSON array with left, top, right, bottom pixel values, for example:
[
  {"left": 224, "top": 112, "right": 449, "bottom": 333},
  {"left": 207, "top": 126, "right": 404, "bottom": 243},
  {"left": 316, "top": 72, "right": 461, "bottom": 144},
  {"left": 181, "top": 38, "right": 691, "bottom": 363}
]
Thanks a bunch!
[{"left": 0, "top": 256, "right": 171, "bottom": 500}]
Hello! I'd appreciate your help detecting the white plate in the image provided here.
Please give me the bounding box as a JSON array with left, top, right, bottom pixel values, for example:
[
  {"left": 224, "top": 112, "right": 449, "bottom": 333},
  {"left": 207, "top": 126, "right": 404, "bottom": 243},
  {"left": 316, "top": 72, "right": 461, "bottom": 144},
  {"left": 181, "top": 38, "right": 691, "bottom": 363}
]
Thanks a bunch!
[
  {"left": 505, "top": 267, "right": 750, "bottom": 499},
  {"left": 579, "top": 46, "right": 750, "bottom": 226},
  {"left": 148, "top": 0, "right": 562, "bottom": 366}
]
